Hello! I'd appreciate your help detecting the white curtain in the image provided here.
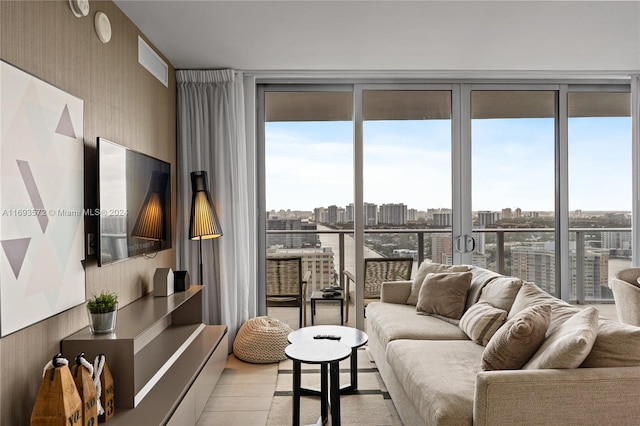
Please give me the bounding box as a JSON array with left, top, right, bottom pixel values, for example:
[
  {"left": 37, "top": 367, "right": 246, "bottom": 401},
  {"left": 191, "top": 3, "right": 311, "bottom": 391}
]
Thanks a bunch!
[{"left": 176, "top": 69, "right": 257, "bottom": 351}]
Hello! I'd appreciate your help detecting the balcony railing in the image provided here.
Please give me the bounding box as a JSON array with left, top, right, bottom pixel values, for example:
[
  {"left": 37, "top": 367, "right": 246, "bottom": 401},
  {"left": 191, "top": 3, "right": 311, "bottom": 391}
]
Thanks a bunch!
[{"left": 266, "top": 227, "right": 631, "bottom": 303}]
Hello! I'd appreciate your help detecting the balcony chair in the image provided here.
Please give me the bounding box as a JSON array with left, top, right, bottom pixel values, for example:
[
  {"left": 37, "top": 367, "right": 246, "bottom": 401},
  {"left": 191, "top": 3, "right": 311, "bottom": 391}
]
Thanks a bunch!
[
  {"left": 266, "top": 256, "right": 310, "bottom": 328},
  {"left": 344, "top": 257, "right": 413, "bottom": 322},
  {"left": 610, "top": 267, "right": 640, "bottom": 326}
]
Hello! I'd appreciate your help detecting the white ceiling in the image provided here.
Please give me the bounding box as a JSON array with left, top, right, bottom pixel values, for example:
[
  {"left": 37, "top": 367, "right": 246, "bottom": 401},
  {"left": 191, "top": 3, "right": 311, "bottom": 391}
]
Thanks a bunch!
[{"left": 113, "top": 1, "right": 640, "bottom": 74}]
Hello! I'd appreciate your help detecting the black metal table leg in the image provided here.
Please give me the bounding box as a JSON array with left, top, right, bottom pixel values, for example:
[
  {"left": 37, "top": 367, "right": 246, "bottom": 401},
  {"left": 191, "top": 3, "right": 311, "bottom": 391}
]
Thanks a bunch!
[
  {"left": 329, "top": 361, "right": 341, "bottom": 425},
  {"left": 320, "top": 363, "right": 329, "bottom": 424},
  {"left": 349, "top": 347, "right": 357, "bottom": 389},
  {"left": 293, "top": 360, "right": 301, "bottom": 426}
]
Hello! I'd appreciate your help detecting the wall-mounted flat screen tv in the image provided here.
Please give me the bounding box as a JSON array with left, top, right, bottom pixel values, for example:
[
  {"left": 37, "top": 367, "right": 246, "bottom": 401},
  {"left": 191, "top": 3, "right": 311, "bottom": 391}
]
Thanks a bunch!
[{"left": 97, "top": 137, "right": 171, "bottom": 266}]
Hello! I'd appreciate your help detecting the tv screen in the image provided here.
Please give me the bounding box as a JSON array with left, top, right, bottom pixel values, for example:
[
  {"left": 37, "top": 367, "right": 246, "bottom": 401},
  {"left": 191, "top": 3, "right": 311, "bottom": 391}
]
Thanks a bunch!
[{"left": 97, "top": 137, "right": 171, "bottom": 266}]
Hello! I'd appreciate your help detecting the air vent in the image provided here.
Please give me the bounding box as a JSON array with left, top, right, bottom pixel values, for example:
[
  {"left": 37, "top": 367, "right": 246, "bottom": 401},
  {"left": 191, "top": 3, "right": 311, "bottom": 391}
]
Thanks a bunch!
[{"left": 138, "top": 36, "right": 168, "bottom": 87}]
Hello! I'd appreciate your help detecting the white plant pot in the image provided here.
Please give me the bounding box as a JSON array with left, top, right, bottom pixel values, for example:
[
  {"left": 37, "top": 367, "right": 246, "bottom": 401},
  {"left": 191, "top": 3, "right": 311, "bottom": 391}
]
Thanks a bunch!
[{"left": 87, "top": 306, "right": 117, "bottom": 334}]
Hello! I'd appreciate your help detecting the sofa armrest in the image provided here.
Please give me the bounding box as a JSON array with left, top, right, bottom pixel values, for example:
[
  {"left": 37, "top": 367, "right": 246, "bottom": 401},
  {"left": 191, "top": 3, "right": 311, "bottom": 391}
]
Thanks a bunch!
[
  {"left": 380, "top": 281, "right": 412, "bottom": 304},
  {"left": 475, "top": 367, "right": 640, "bottom": 425}
]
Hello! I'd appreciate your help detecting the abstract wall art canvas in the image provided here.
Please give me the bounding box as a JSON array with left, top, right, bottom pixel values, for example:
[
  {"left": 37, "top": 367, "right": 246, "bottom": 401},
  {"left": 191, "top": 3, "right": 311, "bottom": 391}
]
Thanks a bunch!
[{"left": 0, "top": 60, "right": 85, "bottom": 336}]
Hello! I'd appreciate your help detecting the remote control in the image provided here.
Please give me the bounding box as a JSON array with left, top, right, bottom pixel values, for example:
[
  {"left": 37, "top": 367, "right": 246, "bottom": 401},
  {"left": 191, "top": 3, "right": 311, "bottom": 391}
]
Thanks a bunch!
[{"left": 313, "top": 334, "right": 342, "bottom": 340}]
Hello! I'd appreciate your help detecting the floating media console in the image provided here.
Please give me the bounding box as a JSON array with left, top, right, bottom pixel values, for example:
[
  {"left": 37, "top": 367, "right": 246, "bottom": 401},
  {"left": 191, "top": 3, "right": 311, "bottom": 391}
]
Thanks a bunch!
[{"left": 62, "top": 286, "right": 227, "bottom": 425}]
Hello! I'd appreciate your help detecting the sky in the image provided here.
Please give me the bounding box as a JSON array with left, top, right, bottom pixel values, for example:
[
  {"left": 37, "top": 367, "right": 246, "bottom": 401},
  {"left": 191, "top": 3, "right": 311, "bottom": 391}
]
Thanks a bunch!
[{"left": 265, "top": 116, "right": 631, "bottom": 213}]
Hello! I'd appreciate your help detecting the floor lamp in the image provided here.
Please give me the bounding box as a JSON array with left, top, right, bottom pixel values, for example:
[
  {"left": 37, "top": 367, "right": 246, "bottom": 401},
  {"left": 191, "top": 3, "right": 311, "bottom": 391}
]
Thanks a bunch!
[{"left": 189, "top": 171, "right": 223, "bottom": 286}]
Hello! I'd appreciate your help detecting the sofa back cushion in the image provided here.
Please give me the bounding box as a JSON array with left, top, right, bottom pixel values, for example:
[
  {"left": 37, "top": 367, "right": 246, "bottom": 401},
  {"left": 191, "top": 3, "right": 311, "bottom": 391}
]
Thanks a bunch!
[
  {"left": 524, "top": 306, "right": 599, "bottom": 369},
  {"left": 465, "top": 267, "right": 504, "bottom": 310},
  {"left": 416, "top": 271, "right": 472, "bottom": 320},
  {"left": 508, "top": 282, "right": 581, "bottom": 334},
  {"left": 478, "top": 276, "right": 523, "bottom": 312},
  {"left": 406, "top": 262, "right": 471, "bottom": 305},
  {"left": 481, "top": 304, "right": 551, "bottom": 371},
  {"left": 582, "top": 319, "right": 640, "bottom": 368}
]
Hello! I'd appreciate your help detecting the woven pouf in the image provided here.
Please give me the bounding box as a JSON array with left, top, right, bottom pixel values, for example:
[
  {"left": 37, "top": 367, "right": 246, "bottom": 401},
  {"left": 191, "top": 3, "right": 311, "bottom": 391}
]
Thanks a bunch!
[{"left": 233, "top": 316, "right": 294, "bottom": 364}]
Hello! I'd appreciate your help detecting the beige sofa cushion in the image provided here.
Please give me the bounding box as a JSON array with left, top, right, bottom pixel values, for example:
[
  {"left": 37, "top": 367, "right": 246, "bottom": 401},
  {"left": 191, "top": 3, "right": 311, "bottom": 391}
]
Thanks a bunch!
[
  {"left": 465, "top": 267, "right": 504, "bottom": 310},
  {"left": 525, "top": 307, "right": 599, "bottom": 369},
  {"left": 416, "top": 272, "right": 472, "bottom": 320},
  {"left": 459, "top": 301, "right": 507, "bottom": 346},
  {"left": 366, "top": 302, "right": 468, "bottom": 348},
  {"left": 508, "top": 282, "right": 581, "bottom": 334},
  {"left": 387, "top": 340, "right": 483, "bottom": 425},
  {"left": 482, "top": 304, "right": 551, "bottom": 371},
  {"left": 406, "top": 262, "right": 471, "bottom": 305},
  {"left": 479, "top": 276, "right": 523, "bottom": 311},
  {"left": 582, "top": 319, "right": 640, "bottom": 367}
]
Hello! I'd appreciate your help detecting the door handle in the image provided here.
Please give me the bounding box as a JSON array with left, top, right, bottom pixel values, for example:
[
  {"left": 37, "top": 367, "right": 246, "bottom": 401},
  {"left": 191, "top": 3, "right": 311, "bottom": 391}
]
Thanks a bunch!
[{"left": 455, "top": 235, "right": 476, "bottom": 253}]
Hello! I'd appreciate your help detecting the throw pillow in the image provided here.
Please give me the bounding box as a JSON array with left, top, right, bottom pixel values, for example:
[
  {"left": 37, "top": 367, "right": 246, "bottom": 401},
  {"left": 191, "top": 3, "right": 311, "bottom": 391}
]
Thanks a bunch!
[
  {"left": 478, "top": 276, "right": 523, "bottom": 312},
  {"left": 459, "top": 301, "right": 508, "bottom": 346},
  {"left": 416, "top": 271, "right": 472, "bottom": 320},
  {"left": 406, "top": 262, "right": 471, "bottom": 305},
  {"left": 481, "top": 304, "right": 551, "bottom": 371},
  {"left": 524, "top": 306, "right": 599, "bottom": 369}
]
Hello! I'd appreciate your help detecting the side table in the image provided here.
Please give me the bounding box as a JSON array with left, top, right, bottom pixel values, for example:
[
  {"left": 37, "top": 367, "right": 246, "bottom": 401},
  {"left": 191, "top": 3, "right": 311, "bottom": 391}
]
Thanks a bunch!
[
  {"left": 285, "top": 340, "right": 351, "bottom": 426},
  {"left": 310, "top": 289, "right": 344, "bottom": 325},
  {"left": 288, "top": 325, "right": 368, "bottom": 395}
]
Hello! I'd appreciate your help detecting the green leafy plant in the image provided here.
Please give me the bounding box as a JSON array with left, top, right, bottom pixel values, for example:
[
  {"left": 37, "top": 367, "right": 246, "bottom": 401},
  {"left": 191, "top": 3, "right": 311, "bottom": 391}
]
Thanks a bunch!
[{"left": 87, "top": 291, "right": 118, "bottom": 314}]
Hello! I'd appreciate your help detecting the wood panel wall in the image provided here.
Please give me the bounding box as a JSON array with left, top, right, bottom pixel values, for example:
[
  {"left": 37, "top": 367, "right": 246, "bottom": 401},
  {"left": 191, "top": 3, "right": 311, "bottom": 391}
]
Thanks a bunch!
[{"left": 0, "top": 1, "right": 177, "bottom": 423}]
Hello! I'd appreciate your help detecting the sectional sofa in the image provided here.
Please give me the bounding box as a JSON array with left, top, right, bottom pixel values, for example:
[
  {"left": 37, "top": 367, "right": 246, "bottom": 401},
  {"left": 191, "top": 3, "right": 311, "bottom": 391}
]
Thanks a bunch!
[{"left": 366, "top": 262, "right": 640, "bottom": 425}]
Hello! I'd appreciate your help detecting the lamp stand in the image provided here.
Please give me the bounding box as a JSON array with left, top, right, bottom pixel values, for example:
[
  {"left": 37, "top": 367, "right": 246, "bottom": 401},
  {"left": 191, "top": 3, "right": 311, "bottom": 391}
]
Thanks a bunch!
[{"left": 198, "top": 237, "right": 203, "bottom": 286}]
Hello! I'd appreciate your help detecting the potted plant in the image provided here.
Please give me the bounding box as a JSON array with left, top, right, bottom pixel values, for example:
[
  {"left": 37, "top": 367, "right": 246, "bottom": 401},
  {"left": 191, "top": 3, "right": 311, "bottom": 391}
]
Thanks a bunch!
[{"left": 86, "top": 291, "right": 118, "bottom": 334}]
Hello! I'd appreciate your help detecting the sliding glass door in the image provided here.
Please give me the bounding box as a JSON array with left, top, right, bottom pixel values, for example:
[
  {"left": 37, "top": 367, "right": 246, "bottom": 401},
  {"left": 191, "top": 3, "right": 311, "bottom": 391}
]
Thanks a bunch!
[
  {"left": 568, "top": 91, "right": 631, "bottom": 302},
  {"left": 470, "top": 90, "right": 557, "bottom": 293},
  {"left": 258, "top": 81, "right": 633, "bottom": 326},
  {"left": 263, "top": 89, "right": 353, "bottom": 302},
  {"left": 362, "top": 89, "right": 453, "bottom": 269}
]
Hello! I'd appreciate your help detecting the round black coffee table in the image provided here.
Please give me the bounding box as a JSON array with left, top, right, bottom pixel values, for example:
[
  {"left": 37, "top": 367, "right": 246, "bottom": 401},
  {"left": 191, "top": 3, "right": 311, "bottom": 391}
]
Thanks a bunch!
[
  {"left": 285, "top": 340, "right": 351, "bottom": 426},
  {"left": 288, "top": 325, "right": 368, "bottom": 395}
]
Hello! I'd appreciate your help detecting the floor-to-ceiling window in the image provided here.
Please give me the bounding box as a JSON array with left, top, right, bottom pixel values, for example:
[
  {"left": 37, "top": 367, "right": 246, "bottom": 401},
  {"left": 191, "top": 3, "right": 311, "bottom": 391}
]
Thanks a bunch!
[
  {"left": 258, "top": 81, "right": 632, "bottom": 326},
  {"left": 568, "top": 91, "right": 632, "bottom": 302},
  {"left": 362, "top": 89, "right": 453, "bottom": 269},
  {"left": 263, "top": 89, "right": 353, "bottom": 300},
  {"left": 471, "top": 90, "right": 557, "bottom": 294}
]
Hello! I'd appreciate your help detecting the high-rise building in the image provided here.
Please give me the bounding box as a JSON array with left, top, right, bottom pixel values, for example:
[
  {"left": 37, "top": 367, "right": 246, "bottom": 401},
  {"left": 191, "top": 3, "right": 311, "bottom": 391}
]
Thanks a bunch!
[
  {"left": 379, "top": 203, "right": 407, "bottom": 225},
  {"left": 267, "top": 247, "right": 335, "bottom": 293},
  {"left": 477, "top": 211, "right": 499, "bottom": 226},
  {"left": 327, "top": 205, "right": 338, "bottom": 225},
  {"left": 511, "top": 242, "right": 611, "bottom": 299},
  {"left": 602, "top": 231, "right": 632, "bottom": 258},
  {"left": 602, "top": 231, "right": 632, "bottom": 250},
  {"left": 364, "top": 203, "right": 378, "bottom": 226},
  {"left": 431, "top": 234, "right": 452, "bottom": 264},
  {"left": 314, "top": 207, "right": 328, "bottom": 224},
  {"left": 441, "top": 252, "right": 487, "bottom": 268},
  {"left": 407, "top": 208, "right": 417, "bottom": 222},
  {"left": 512, "top": 243, "right": 556, "bottom": 294},
  {"left": 345, "top": 203, "right": 354, "bottom": 223},
  {"left": 432, "top": 211, "right": 452, "bottom": 227},
  {"left": 515, "top": 208, "right": 522, "bottom": 218},
  {"left": 501, "top": 208, "right": 512, "bottom": 219},
  {"left": 266, "top": 218, "right": 302, "bottom": 248},
  {"left": 300, "top": 221, "right": 319, "bottom": 247}
]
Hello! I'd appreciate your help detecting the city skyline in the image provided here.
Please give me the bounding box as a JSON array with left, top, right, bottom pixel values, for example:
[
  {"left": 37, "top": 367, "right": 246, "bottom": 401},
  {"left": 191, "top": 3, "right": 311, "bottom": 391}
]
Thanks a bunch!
[{"left": 266, "top": 117, "right": 631, "bottom": 212}]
